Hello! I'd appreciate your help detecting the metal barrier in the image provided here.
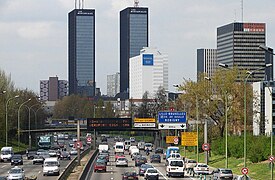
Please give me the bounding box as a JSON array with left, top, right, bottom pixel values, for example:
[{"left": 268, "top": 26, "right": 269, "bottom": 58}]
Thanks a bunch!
[
  {"left": 79, "top": 148, "right": 99, "bottom": 180},
  {"left": 58, "top": 147, "right": 92, "bottom": 180}
]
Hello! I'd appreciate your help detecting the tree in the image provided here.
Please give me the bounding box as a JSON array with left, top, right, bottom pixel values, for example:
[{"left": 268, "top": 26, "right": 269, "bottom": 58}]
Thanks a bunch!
[{"left": 136, "top": 91, "right": 151, "bottom": 118}]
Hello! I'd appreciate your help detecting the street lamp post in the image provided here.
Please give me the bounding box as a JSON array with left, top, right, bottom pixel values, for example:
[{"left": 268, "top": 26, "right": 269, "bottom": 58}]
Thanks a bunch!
[
  {"left": 5, "top": 95, "right": 19, "bottom": 146},
  {"left": 17, "top": 98, "right": 31, "bottom": 150},
  {"left": 25, "top": 103, "right": 40, "bottom": 149},
  {"left": 196, "top": 95, "right": 199, "bottom": 163}
]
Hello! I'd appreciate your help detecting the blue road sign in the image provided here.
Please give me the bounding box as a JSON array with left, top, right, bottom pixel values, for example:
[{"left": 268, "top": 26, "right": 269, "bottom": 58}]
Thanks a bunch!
[{"left": 158, "top": 111, "right": 187, "bottom": 123}]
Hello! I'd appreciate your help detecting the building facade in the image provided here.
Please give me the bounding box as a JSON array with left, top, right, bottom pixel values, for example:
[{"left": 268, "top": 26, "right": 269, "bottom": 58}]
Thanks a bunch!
[
  {"left": 120, "top": 7, "right": 149, "bottom": 96},
  {"left": 129, "top": 47, "right": 168, "bottom": 99},
  {"left": 197, "top": 48, "right": 217, "bottom": 79},
  {"left": 253, "top": 81, "right": 275, "bottom": 136},
  {"left": 40, "top": 77, "right": 68, "bottom": 101},
  {"left": 217, "top": 22, "right": 273, "bottom": 82},
  {"left": 68, "top": 9, "right": 95, "bottom": 97},
  {"left": 107, "top": 72, "right": 120, "bottom": 97}
]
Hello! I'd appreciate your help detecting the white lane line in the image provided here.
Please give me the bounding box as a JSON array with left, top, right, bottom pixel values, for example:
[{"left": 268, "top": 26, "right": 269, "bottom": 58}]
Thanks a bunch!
[{"left": 151, "top": 164, "right": 168, "bottom": 180}]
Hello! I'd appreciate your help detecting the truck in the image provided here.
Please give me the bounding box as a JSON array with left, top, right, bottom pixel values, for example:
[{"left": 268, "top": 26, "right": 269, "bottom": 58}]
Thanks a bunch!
[
  {"left": 165, "top": 146, "right": 180, "bottom": 160},
  {"left": 38, "top": 135, "right": 54, "bottom": 149},
  {"left": 0, "top": 147, "right": 13, "bottom": 162}
]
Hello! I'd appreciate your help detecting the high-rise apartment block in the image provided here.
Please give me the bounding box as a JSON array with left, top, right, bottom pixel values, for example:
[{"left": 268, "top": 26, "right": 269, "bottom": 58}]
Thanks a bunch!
[
  {"left": 68, "top": 9, "right": 96, "bottom": 97},
  {"left": 40, "top": 77, "right": 68, "bottom": 101},
  {"left": 197, "top": 48, "right": 217, "bottom": 79},
  {"left": 120, "top": 7, "right": 149, "bottom": 95},
  {"left": 107, "top": 72, "right": 120, "bottom": 97},
  {"left": 217, "top": 22, "right": 273, "bottom": 82},
  {"left": 129, "top": 47, "right": 168, "bottom": 99}
]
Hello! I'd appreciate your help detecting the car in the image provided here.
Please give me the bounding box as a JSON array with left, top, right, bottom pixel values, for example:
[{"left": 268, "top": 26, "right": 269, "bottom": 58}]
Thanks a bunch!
[
  {"left": 185, "top": 159, "right": 197, "bottom": 174},
  {"left": 59, "top": 151, "right": 71, "bottom": 160},
  {"left": 94, "top": 162, "right": 107, "bottom": 172},
  {"left": 130, "top": 137, "right": 135, "bottom": 142},
  {"left": 37, "top": 149, "right": 47, "bottom": 155},
  {"left": 212, "top": 168, "right": 233, "bottom": 180},
  {"left": 97, "top": 155, "right": 108, "bottom": 165},
  {"left": 26, "top": 150, "right": 37, "bottom": 160},
  {"left": 40, "top": 151, "right": 50, "bottom": 160},
  {"left": 42, "top": 158, "right": 60, "bottom": 176},
  {"left": 131, "top": 152, "right": 140, "bottom": 160},
  {"left": 194, "top": 163, "right": 210, "bottom": 175},
  {"left": 102, "top": 137, "right": 108, "bottom": 142},
  {"left": 70, "top": 148, "right": 77, "bottom": 155},
  {"left": 99, "top": 152, "right": 109, "bottom": 162},
  {"left": 154, "top": 148, "right": 163, "bottom": 154},
  {"left": 150, "top": 154, "right": 161, "bottom": 163},
  {"left": 138, "top": 163, "right": 154, "bottom": 176},
  {"left": 48, "top": 150, "right": 57, "bottom": 157},
  {"left": 116, "top": 157, "right": 128, "bottom": 167},
  {"left": 7, "top": 166, "right": 25, "bottom": 180},
  {"left": 11, "top": 154, "right": 23, "bottom": 165},
  {"left": 33, "top": 155, "right": 44, "bottom": 164},
  {"left": 233, "top": 175, "right": 251, "bottom": 180},
  {"left": 144, "top": 168, "right": 159, "bottom": 180},
  {"left": 138, "top": 141, "right": 145, "bottom": 150},
  {"left": 121, "top": 171, "right": 138, "bottom": 180},
  {"left": 144, "top": 143, "right": 153, "bottom": 151},
  {"left": 166, "top": 159, "right": 185, "bottom": 177},
  {"left": 115, "top": 152, "right": 125, "bottom": 161},
  {"left": 135, "top": 156, "right": 147, "bottom": 167},
  {"left": 69, "top": 141, "right": 74, "bottom": 147}
]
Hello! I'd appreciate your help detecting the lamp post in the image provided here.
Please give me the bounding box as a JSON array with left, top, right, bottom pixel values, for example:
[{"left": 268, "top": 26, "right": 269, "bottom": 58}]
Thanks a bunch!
[
  {"left": 259, "top": 45, "right": 275, "bottom": 180},
  {"left": 5, "top": 95, "right": 19, "bottom": 146},
  {"left": 34, "top": 106, "right": 44, "bottom": 129},
  {"left": 25, "top": 103, "right": 40, "bottom": 149},
  {"left": 17, "top": 98, "right": 31, "bottom": 150}
]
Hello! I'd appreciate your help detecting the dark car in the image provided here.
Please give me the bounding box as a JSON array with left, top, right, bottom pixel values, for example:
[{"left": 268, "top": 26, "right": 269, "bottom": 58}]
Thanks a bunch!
[
  {"left": 94, "top": 162, "right": 107, "bottom": 172},
  {"left": 32, "top": 155, "right": 44, "bottom": 164},
  {"left": 154, "top": 148, "right": 163, "bottom": 154},
  {"left": 11, "top": 154, "right": 23, "bottom": 165},
  {"left": 99, "top": 152, "right": 109, "bottom": 162},
  {"left": 26, "top": 150, "right": 37, "bottom": 160},
  {"left": 135, "top": 156, "right": 147, "bottom": 167},
  {"left": 122, "top": 171, "right": 138, "bottom": 180},
  {"left": 139, "top": 163, "right": 153, "bottom": 176},
  {"left": 150, "top": 154, "right": 161, "bottom": 163},
  {"left": 102, "top": 137, "right": 107, "bottom": 142},
  {"left": 59, "top": 151, "right": 71, "bottom": 160}
]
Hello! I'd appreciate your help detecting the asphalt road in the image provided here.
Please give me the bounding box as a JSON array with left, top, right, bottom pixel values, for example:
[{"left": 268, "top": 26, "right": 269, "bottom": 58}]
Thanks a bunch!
[{"left": 90, "top": 138, "right": 213, "bottom": 180}]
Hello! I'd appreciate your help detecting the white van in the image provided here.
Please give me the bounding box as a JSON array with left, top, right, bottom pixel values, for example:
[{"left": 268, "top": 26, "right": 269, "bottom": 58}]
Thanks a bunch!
[
  {"left": 138, "top": 141, "right": 145, "bottom": 150},
  {"left": 144, "top": 143, "right": 153, "bottom": 151},
  {"left": 124, "top": 140, "right": 131, "bottom": 151},
  {"left": 0, "top": 147, "right": 13, "bottom": 162},
  {"left": 98, "top": 144, "right": 109, "bottom": 153},
  {"left": 114, "top": 142, "right": 124, "bottom": 154},
  {"left": 166, "top": 159, "right": 185, "bottom": 177},
  {"left": 43, "top": 158, "right": 60, "bottom": 176}
]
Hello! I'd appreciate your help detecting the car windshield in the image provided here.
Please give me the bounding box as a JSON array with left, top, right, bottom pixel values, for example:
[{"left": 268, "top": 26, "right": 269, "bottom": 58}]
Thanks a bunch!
[
  {"left": 2, "top": 150, "right": 11, "bottom": 155},
  {"left": 170, "top": 161, "right": 183, "bottom": 167},
  {"left": 147, "top": 169, "right": 157, "bottom": 173},
  {"left": 9, "top": 168, "right": 23, "bottom": 174},
  {"left": 188, "top": 160, "right": 197, "bottom": 163},
  {"left": 145, "top": 144, "right": 152, "bottom": 147},
  {"left": 124, "top": 172, "right": 137, "bottom": 176},
  {"left": 118, "top": 158, "right": 126, "bottom": 161},
  {"left": 221, "top": 169, "right": 233, "bottom": 174},
  {"left": 45, "top": 161, "right": 58, "bottom": 166},
  {"left": 198, "top": 164, "right": 208, "bottom": 168},
  {"left": 116, "top": 145, "right": 123, "bottom": 149}
]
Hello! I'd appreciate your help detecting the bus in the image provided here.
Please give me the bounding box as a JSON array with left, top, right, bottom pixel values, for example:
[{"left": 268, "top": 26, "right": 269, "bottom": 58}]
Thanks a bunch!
[
  {"left": 38, "top": 135, "right": 53, "bottom": 149},
  {"left": 165, "top": 146, "right": 180, "bottom": 160}
]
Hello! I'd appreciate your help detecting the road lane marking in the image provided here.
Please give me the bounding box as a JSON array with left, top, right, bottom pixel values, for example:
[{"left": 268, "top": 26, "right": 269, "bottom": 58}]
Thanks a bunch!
[{"left": 150, "top": 164, "right": 168, "bottom": 180}]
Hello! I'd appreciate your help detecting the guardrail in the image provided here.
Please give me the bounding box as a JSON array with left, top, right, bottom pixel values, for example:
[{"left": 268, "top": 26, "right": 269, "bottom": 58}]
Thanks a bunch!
[
  {"left": 58, "top": 147, "right": 91, "bottom": 180},
  {"left": 79, "top": 148, "right": 99, "bottom": 180}
]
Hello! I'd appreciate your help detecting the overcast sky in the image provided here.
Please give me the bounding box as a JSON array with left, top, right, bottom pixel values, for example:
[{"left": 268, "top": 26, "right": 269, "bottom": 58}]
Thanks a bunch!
[{"left": 0, "top": 0, "right": 275, "bottom": 95}]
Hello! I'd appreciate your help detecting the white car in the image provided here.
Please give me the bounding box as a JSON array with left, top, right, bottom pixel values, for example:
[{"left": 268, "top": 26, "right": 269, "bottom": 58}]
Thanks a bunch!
[
  {"left": 115, "top": 157, "right": 128, "bottom": 167},
  {"left": 144, "top": 168, "right": 159, "bottom": 180},
  {"left": 144, "top": 143, "right": 153, "bottom": 151},
  {"left": 43, "top": 158, "right": 60, "bottom": 176},
  {"left": 7, "top": 166, "right": 25, "bottom": 180},
  {"left": 193, "top": 163, "right": 210, "bottom": 175},
  {"left": 48, "top": 150, "right": 57, "bottom": 157},
  {"left": 70, "top": 148, "right": 77, "bottom": 155},
  {"left": 166, "top": 159, "right": 185, "bottom": 177}
]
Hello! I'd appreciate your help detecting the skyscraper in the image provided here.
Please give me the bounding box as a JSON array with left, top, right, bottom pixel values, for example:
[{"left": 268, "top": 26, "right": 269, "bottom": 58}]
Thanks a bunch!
[
  {"left": 107, "top": 72, "right": 120, "bottom": 97},
  {"left": 217, "top": 22, "right": 273, "bottom": 82},
  {"left": 120, "top": 7, "right": 149, "bottom": 96},
  {"left": 197, "top": 48, "right": 217, "bottom": 80},
  {"left": 68, "top": 9, "right": 95, "bottom": 97}
]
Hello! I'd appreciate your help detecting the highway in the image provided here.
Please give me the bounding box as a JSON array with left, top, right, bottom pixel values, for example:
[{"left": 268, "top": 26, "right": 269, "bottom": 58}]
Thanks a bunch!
[{"left": 90, "top": 138, "right": 212, "bottom": 180}]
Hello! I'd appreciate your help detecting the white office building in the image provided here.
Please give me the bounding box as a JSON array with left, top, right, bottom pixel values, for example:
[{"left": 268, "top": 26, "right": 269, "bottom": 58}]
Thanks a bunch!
[
  {"left": 107, "top": 72, "right": 120, "bottom": 97},
  {"left": 129, "top": 47, "right": 168, "bottom": 99}
]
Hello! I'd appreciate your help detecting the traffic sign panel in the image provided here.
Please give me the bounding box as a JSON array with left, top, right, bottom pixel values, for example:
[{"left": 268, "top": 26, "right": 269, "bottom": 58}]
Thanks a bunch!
[
  {"left": 134, "top": 123, "right": 156, "bottom": 128},
  {"left": 202, "top": 143, "right": 210, "bottom": 151},
  {"left": 166, "top": 136, "right": 178, "bottom": 144},
  {"left": 158, "top": 123, "right": 186, "bottom": 129},
  {"left": 174, "top": 137, "right": 179, "bottom": 144},
  {"left": 74, "top": 141, "right": 83, "bottom": 149},
  {"left": 86, "top": 136, "right": 92, "bottom": 142},
  {"left": 269, "top": 155, "right": 275, "bottom": 162},
  {"left": 241, "top": 167, "right": 249, "bottom": 175},
  {"left": 134, "top": 118, "right": 156, "bottom": 123},
  {"left": 158, "top": 111, "right": 187, "bottom": 123},
  {"left": 181, "top": 132, "right": 198, "bottom": 146}
]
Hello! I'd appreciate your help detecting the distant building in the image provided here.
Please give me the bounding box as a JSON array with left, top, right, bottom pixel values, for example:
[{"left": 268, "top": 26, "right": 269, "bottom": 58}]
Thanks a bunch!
[
  {"left": 107, "top": 72, "right": 120, "bottom": 97},
  {"left": 217, "top": 22, "right": 273, "bottom": 82},
  {"left": 253, "top": 81, "right": 275, "bottom": 136},
  {"left": 129, "top": 47, "right": 168, "bottom": 99},
  {"left": 120, "top": 7, "right": 149, "bottom": 96},
  {"left": 68, "top": 9, "right": 96, "bottom": 97},
  {"left": 40, "top": 77, "right": 68, "bottom": 101},
  {"left": 197, "top": 48, "right": 217, "bottom": 79}
]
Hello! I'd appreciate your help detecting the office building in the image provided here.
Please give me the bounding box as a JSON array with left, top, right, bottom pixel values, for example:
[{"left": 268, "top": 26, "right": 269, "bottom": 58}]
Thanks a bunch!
[
  {"left": 107, "top": 72, "right": 120, "bottom": 97},
  {"left": 217, "top": 22, "right": 273, "bottom": 82},
  {"left": 197, "top": 48, "right": 217, "bottom": 79},
  {"left": 68, "top": 9, "right": 95, "bottom": 97},
  {"left": 129, "top": 47, "right": 168, "bottom": 99},
  {"left": 253, "top": 81, "right": 275, "bottom": 136},
  {"left": 40, "top": 77, "right": 68, "bottom": 101},
  {"left": 120, "top": 7, "right": 149, "bottom": 96}
]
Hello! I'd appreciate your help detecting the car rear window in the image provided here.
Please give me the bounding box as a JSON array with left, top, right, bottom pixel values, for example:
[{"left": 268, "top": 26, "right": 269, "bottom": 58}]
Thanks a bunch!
[
  {"left": 221, "top": 169, "right": 233, "bottom": 174},
  {"left": 170, "top": 161, "right": 183, "bottom": 167}
]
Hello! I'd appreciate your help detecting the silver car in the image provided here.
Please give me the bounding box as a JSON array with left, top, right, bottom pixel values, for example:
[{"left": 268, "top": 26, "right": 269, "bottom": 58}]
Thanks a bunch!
[
  {"left": 212, "top": 168, "right": 233, "bottom": 180},
  {"left": 116, "top": 157, "right": 128, "bottom": 167},
  {"left": 7, "top": 166, "right": 25, "bottom": 180}
]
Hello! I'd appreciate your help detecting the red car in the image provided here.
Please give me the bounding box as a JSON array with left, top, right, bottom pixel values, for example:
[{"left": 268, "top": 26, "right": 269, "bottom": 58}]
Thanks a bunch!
[
  {"left": 94, "top": 162, "right": 107, "bottom": 172},
  {"left": 115, "top": 153, "right": 125, "bottom": 161},
  {"left": 122, "top": 171, "right": 138, "bottom": 180}
]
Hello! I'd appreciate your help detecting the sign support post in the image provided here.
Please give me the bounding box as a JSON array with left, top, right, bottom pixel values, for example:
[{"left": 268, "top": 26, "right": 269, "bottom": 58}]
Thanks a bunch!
[{"left": 77, "top": 119, "right": 80, "bottom": 166}]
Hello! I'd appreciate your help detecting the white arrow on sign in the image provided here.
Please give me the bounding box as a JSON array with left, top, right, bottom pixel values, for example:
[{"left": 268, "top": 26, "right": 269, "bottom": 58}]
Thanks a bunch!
[{"left": 158, "top": 123, "right": 187, "bottom": 129}]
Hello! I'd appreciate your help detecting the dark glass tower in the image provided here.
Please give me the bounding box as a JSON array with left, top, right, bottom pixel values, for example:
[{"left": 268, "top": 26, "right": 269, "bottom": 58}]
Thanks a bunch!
[
  {"left": 120, "top": 7, "right": 148, "bottom": 96},
  {"left": 68, "top": 9, "right": 95, "bottom": 97}
]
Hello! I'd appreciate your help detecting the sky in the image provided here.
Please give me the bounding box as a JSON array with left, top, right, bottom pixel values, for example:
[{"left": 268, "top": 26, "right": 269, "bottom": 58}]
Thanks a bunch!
[{"left": 0, "top": 0, "right": 275, "bottom": 95}]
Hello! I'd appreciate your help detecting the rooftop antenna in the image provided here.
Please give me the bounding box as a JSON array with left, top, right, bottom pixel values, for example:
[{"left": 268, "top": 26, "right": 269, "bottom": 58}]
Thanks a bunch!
[
  {"left": 82, "top": 0, "right": 84, "bottom": 9},
  {"left": 234, "top": 9, "right": 236, "bottom": 22},
  {"left": 134, "top": 0, "right": 139, "bottom": 7},
  {"left": 75, "top": 0, "right": 77, "bottom": 9},
  {"left": 241, "top": 0, "right": 243, "bottom": 22}
]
